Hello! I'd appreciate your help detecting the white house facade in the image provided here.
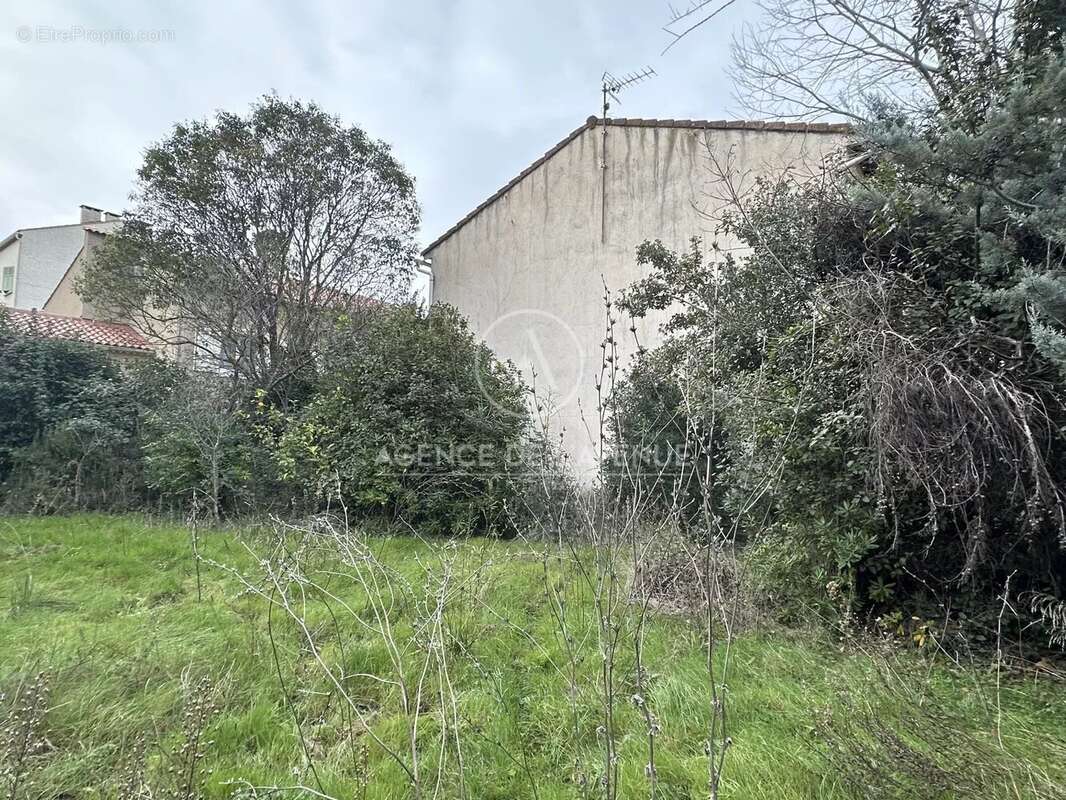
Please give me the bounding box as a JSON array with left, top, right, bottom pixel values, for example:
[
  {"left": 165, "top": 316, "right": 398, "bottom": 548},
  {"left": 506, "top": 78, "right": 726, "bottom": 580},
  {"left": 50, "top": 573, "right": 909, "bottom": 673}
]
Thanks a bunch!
[{"left": 0, "top": 204, "right": 122, "bottom": 311}]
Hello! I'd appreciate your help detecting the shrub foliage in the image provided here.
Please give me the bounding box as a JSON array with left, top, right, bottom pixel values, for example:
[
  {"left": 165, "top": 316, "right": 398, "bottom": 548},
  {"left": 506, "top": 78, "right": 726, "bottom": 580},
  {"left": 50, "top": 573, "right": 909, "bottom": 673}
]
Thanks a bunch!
[
  {"left": 278, "top": 304, "right": 529, "bottom": 533},
  {"left": 614, "top": 10, "right": 1066, "bottom": 638}
]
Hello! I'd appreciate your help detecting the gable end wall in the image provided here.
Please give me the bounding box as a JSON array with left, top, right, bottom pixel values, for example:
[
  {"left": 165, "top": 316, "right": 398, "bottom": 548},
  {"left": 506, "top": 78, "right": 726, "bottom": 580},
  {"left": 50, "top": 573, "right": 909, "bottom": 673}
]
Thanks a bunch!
[{"left": 428, "top": 123, "right": 846, "bottom": 475}]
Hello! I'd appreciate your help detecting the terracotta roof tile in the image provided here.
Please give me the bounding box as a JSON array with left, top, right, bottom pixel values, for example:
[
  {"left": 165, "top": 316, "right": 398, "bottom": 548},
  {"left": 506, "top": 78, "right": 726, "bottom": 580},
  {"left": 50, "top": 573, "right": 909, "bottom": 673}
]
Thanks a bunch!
[
  {"left": 421, "top": 116, "right": 853, "bottom": 256},
  {"left": 3, "top": 308, "right": 153, "bottom": 352}
]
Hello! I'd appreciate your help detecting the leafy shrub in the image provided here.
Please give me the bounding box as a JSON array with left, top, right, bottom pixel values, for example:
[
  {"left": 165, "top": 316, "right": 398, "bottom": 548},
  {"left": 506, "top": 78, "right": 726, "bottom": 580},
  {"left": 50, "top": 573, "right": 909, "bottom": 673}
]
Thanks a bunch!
[
  {"left": 143, "top": 373, "right": 282, "bottom": 519},
  {"left": 743, "top": 512, "right": 879, "bottom": 623},
  {"left": 0, "top": 320, "right": 186, "bottom": 513},
  {"left": 604, "top": 345, "right": 726, "bottom": 526},
  {"left": 0, "top": 314, "right": 122, "bottom": 483},
  {"left": 501, "top": 407, "right": 583, "bottom": 541},
  {"left": 620, "top": 157, "right": 1066, "bottom": 639},
  {"left": 3, "top": 377, "right": 146, "bottom": 514},
  {"left": 278, "top": 303, "right": 530, "bottom": 534}
]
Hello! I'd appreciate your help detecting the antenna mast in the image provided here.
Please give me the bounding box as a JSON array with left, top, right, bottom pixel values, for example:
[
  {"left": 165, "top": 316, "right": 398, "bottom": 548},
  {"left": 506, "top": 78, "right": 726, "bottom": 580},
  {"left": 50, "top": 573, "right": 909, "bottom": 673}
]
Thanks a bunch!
[{"left": 599, "top": 66, "right": 655, "bottom": 244}]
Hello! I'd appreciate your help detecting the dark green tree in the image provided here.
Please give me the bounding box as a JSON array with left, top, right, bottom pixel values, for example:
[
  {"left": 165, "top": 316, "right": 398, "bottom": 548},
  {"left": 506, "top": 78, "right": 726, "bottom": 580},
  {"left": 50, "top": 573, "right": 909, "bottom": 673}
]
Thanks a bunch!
[{"left": 79, "top": 95, "right": 420, "bottom": 406}]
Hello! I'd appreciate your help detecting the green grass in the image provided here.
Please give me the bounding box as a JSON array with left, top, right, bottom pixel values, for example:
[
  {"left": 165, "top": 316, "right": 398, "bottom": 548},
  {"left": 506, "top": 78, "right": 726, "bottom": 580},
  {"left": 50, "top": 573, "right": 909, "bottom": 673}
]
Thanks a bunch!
[{"left": 0, "top": 515, "right": 1063, "bottom": 799}]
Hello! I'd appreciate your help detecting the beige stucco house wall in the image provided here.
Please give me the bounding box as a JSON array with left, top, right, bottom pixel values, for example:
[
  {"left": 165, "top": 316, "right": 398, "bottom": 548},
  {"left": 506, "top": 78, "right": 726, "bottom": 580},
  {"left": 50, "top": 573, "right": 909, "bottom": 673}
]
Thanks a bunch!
[
  {"left": 43, "top": 227, "right": 111, "bottom": 318},
  {"left": 424, "top": 116, "right": 849, "bottom": 477}
]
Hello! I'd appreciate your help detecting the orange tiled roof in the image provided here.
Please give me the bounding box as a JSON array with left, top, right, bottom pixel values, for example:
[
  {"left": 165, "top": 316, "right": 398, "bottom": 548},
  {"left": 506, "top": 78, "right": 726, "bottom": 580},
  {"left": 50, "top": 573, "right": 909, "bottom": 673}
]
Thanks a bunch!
[{"left": 3, "top": 308, "right": 153, "bottom": 352}]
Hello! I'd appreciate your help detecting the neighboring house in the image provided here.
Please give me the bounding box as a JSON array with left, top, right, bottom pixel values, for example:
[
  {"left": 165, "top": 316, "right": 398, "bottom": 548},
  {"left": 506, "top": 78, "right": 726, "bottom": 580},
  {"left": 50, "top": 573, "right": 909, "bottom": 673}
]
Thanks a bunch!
[
  {"left": 424, "top": 116, "right": 850, "bottom": 475},
  {"left": 2, "top": 307, "right": 154, "bottom": 364},
  {"left": 0, "top": 205, "right": 123, "bottom": 313},
  {"left": 0, "top": 205, "right": 160, "bottom": 363}
]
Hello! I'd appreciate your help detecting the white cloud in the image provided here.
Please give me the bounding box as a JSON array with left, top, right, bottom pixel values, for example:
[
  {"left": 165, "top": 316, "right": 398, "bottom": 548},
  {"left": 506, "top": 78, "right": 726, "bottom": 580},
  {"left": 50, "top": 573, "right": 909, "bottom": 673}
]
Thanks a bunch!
[{"left": 0, "top": 0, "right": 757, "bottom": 243}]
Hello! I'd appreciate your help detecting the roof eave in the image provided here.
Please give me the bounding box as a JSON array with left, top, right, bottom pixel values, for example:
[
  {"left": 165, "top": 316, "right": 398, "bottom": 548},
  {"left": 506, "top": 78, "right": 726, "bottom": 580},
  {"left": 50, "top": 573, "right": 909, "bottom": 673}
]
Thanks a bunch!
[
  {"left": 421, "top": 116, "right": 853, "bottom": 257},
  {"left": 422, "top": 118, "right": 594, "bottom": 257}
]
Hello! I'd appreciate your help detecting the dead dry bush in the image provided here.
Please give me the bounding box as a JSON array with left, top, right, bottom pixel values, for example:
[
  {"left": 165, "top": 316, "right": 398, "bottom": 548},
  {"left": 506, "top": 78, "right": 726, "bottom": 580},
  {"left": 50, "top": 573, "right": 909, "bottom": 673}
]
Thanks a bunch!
[
  {"left": 633, "top": 527, "right": 762, "bottom": 633},
  {"left": 832, "top": 272, "right": 1066, "bottom": 565}
]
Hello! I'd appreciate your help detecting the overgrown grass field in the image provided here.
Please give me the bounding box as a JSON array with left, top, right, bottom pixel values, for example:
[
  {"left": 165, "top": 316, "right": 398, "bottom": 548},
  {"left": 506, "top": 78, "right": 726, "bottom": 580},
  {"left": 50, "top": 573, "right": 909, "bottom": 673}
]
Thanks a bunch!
[{"left": 1, "top": 515, "right": 1063, "bottom": 799}]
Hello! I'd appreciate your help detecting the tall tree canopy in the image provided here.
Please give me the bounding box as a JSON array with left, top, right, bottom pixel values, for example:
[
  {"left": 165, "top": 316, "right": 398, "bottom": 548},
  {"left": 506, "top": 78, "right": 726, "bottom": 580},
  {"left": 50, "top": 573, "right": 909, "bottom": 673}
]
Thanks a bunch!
[{"left": 80, "top": 95, "right": 420, "bottom": 403}]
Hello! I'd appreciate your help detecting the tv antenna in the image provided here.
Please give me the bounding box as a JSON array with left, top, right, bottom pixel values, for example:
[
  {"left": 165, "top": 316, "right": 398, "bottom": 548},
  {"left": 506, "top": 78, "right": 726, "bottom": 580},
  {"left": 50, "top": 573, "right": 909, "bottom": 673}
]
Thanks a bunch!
[
  {"left": 600, "top": 66, "right": 656, "bottom": 124},
  {"left": 598, "top": 66, "right": 656, "bottom": 244}
]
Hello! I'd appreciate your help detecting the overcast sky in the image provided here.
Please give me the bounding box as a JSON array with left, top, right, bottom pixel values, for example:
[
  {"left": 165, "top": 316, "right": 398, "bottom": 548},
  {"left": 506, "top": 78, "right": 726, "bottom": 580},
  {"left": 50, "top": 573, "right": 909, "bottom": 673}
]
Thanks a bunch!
[{"left": 0, "top": 0, "right": 758, "bottom": 249}]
